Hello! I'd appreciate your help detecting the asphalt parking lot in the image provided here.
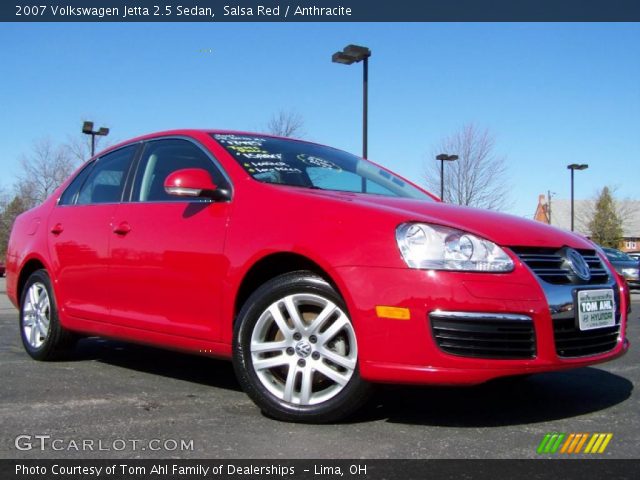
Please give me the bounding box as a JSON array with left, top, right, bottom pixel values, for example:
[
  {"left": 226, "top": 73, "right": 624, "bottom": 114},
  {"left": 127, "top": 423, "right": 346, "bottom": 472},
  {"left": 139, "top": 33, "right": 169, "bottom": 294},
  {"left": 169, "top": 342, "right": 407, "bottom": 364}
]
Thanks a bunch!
[{"left": 0, "top": 277, "right": 638, "bottom": 459}]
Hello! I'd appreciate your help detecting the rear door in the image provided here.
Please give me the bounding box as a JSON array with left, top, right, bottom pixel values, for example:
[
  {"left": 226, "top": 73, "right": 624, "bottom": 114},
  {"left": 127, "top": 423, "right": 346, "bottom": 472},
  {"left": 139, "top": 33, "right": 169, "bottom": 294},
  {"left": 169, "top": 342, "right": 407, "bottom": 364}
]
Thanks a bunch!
[
  {"left": 108, "top": 138, "right": 232, "bottom": 340},
  {"left": 48, "top": 145, "right": 139, "bottom": 322}
]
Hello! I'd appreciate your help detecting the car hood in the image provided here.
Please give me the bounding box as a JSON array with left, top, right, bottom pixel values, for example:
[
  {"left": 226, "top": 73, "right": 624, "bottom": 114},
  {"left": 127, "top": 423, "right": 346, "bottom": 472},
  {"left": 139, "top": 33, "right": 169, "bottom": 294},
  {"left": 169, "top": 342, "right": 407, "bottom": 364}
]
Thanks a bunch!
[{"left": 286, "top": 187, "right": 593, "bottom": 250}]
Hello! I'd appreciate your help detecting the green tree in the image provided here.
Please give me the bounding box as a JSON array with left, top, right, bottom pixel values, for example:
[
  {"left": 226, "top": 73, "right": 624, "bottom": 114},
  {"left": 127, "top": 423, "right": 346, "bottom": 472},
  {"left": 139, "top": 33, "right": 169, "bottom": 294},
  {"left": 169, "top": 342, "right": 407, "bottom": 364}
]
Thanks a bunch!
[{"left": 588, "top": 186, "right": 623, "bottom": 248}]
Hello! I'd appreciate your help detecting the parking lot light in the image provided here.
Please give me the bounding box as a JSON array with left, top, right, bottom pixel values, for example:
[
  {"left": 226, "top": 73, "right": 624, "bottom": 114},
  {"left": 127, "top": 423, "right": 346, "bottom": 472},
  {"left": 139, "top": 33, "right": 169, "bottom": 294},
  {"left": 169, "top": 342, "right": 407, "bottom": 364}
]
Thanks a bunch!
[
  {"left": 82, "top": 120, "right": 110, "bottom": 156},
  {"left": 436, "top": 154, "right": 459, "bottom": 201},
  {"left": 332, "top": 44, "right": 371, "bottom": 193}
]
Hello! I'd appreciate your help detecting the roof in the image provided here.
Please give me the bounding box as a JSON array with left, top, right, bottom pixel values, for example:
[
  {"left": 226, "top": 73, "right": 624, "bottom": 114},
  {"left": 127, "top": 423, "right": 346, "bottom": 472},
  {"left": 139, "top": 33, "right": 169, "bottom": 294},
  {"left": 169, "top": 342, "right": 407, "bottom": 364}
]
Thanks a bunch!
[
  {"left": 90, "top": 129, "right": 330, "bottom": 161},
  {"left": 546, "top": 198, "right": 640, "bottom": 237}
]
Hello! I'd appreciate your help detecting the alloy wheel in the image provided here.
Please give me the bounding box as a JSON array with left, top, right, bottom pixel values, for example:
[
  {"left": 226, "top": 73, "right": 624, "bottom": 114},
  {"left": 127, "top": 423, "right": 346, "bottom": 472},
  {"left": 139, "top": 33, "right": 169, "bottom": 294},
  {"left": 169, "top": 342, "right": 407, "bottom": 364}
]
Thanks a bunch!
[
  {"left": 22, "top": 282, "right": 51, "bottom": 349},
  {"left": 250, "top": 293, "right": 357, "bottom": 406}
]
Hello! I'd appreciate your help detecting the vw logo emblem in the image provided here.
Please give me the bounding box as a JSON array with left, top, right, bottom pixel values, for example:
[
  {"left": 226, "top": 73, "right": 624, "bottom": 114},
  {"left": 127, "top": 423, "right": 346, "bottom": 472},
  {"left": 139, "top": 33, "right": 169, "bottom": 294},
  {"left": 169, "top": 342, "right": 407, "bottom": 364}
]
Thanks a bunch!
[
  {"left": 295, "top": 341, "right": 312, "bottom": 358},
  {"left": 565, "top": 248, "right": 591, "bottom": 281}
]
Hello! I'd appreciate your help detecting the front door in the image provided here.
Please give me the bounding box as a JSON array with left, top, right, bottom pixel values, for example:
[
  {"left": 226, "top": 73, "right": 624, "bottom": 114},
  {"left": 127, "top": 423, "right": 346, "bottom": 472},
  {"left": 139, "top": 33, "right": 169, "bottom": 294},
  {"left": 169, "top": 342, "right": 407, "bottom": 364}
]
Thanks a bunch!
[{"left": 107, "top": 138, "right": 232, "bottom": 341}]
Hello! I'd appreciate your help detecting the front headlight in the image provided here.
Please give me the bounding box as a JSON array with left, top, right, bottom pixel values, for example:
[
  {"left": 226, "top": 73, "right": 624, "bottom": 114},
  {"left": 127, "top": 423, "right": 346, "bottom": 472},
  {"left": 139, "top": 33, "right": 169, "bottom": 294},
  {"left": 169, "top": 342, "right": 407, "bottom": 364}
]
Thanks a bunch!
[{"left": 396, "top": 223, "right": 514, "bottom": 272}]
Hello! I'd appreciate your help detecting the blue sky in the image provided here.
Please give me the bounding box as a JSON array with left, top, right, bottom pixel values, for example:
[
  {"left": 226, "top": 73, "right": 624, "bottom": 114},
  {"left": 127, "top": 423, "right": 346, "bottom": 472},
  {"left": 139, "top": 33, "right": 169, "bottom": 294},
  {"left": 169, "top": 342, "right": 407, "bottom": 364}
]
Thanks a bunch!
[{"left": 1, "top": 22, "right": 638, "bottom": 217}]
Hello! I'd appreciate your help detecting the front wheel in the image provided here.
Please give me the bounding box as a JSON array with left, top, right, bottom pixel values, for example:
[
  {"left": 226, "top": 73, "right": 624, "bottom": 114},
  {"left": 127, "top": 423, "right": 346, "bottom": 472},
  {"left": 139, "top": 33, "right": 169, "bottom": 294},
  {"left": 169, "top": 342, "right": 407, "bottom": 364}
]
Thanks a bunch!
[{"left": 233, "top": 271, "right": 371, "bottom": 423}]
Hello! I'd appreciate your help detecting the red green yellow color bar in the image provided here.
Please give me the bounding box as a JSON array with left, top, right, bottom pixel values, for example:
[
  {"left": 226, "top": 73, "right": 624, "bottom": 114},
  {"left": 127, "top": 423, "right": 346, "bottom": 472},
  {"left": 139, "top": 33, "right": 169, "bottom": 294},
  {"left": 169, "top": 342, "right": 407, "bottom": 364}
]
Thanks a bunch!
[{"left": 537, "top": 433, "right": 613, "bottom": 454}]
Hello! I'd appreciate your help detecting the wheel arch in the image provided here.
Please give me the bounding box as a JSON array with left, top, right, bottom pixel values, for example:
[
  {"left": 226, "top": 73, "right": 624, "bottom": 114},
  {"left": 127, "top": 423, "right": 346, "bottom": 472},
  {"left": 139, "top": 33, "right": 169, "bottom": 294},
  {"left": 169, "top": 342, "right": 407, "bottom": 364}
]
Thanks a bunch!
[
  {"left": 233, "top": 252, "right": 347, "bottom": 326},
  {"left": 17, "top": 256, "right": 49, "bottom": 307}
]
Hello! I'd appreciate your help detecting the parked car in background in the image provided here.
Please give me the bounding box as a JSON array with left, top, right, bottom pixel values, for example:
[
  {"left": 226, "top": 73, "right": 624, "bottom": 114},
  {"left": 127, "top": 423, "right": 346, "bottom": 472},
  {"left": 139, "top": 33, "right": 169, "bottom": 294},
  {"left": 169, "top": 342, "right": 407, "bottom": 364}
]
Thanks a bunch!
[
  {"left": 627, "top": 251, "right": 640, "bottom": 261},
  {"left": 602, "top": 248, "right": 640, "bottom": 290},
  {"left": 4, "top": 130, "right": 630, "bottom": 422}
]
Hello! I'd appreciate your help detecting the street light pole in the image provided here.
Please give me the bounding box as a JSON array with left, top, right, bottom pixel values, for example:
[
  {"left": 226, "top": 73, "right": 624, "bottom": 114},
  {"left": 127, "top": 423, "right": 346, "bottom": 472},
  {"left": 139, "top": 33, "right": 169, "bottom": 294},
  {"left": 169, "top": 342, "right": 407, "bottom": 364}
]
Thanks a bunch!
[
  {"left": 436, "top": 154, "right": 459, "bottom": 201},
  {"left": 362, "top": 53, "right": 368, "bottom": 160},
  {"left": 566, "top": 163, "right": 588, "bottom": 231},
  {"left": 547, "top": 190, "right": 555, "bottom": 224},
  {"left": 82, "top": 121, "right": 110, "bottom": 157},
  {"left": 440, "top": 158, "right": 444, "bottom": 201},
  {"left": 332, "top": 44, "right": 371, "bottom": 192}
]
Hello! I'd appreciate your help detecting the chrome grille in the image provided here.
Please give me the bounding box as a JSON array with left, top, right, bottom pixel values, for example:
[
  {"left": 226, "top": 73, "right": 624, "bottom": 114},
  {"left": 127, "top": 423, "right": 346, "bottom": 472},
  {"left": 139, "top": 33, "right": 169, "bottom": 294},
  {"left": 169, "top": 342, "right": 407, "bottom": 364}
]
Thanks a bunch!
[{"left": 512, "top": 247, "right": 609, "bottom": 285}]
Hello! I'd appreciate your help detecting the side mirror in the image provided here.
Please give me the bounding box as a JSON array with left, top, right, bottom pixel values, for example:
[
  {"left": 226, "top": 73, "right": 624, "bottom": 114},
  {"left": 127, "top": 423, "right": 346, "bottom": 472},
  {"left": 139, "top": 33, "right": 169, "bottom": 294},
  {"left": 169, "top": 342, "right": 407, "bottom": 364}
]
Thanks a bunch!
[{"left": 164, "top": 168, "right": 230, "bottom": 201}]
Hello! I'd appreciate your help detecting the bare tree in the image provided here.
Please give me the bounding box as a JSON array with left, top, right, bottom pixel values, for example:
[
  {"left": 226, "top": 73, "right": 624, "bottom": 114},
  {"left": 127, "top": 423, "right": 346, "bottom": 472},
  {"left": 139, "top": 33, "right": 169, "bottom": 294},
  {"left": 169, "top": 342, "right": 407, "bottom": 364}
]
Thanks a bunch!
[
  {"left": 265, "top": 110, "right": 305, "bottom": 138},
  {"left": 16, "top": 138, "right": 78, "bottom": 208},
  {"left": 64, "top": 134, "right": 96, "bottom": 163},
  {"left": 0, "top": 186, "right": 9, "bottom": 208},
  {"left": 424, "top": 124, "right": 509, "bottom": 211},
  {"left": 64, "top": 130, "right": 113, "bottom": 163},
  {"left": 574, "top": 196, "right": 595, "bottom": 234},
  {"left": 612, "top": 192, "right": 636, "bottom": 229}
]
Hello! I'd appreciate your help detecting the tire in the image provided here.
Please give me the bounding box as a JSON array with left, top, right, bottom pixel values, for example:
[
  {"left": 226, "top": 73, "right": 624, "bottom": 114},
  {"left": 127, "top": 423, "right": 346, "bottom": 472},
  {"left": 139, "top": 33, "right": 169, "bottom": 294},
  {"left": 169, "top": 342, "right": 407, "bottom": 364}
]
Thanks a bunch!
[
  {"left": 19, "top": 269, "right": 76, "bottom": 360},
  {"left": 233, "top": 271, "right": 371, "bottom": 423}
]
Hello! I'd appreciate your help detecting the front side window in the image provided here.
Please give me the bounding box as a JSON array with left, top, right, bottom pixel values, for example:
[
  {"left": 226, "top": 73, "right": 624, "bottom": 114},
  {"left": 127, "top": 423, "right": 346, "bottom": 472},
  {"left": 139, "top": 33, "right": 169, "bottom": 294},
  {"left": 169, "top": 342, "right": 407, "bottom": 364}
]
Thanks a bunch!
[
  {"left": 212, "top": 133, "right": 431, "bottom": 200},
  {"left": 132, "top": 139, "right": 227, "bottom": 202},
  {"left": 76, "top": 145, "right": 137, "bottom": 205}
]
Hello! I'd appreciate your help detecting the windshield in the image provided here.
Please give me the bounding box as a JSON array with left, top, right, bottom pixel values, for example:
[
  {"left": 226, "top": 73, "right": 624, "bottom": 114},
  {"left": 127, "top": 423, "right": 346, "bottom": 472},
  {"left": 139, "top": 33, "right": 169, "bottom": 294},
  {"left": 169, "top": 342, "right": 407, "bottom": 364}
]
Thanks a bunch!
[
  {"left": 604, "top": 248, "right": 634, "bottom": 262},
  {"left": 212, "top": 133, "right": 432, "bottom": 200}
]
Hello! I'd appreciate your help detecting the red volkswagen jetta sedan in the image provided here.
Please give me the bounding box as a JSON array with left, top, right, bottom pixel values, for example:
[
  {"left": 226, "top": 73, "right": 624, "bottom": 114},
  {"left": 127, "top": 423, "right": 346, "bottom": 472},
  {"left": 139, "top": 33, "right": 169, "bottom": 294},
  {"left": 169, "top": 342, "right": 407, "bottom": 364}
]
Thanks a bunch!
[{"left": 5, "top": 130, "right": 629, "bottom": 422}]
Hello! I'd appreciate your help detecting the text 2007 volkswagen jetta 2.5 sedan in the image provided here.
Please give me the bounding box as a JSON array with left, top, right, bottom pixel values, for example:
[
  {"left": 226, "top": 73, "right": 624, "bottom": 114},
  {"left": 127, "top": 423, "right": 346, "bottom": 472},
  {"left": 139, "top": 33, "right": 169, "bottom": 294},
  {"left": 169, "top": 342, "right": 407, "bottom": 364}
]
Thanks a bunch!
[{"left": 5, "top": 130, "right": 630, "bottom": 422}]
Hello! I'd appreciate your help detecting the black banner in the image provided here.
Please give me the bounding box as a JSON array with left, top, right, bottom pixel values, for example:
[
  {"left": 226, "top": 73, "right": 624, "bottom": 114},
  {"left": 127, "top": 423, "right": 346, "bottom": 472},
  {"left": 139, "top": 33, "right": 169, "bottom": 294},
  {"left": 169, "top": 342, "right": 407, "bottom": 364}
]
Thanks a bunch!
[
  {"left": 3, "top": 0, "right": 640, "bottom": 22},
  {"left": 3, "top": 459, "right": 639, "bottom": 480}
]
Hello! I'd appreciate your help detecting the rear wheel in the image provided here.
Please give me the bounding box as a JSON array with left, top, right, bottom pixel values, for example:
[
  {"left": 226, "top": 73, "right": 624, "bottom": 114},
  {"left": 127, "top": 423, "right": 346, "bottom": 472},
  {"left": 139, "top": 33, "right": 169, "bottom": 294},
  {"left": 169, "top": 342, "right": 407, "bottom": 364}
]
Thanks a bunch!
[
  {"left": 233, "top": 271, "right": 370, "bottom": 423},
  {"left": 20, "top": 269, "right": 76, "bottom": 360}
]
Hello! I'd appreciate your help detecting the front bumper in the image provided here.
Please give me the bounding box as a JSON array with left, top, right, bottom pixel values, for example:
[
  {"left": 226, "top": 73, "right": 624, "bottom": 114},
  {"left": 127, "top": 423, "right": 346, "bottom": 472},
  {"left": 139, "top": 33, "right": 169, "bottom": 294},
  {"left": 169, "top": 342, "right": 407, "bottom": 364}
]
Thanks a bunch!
[{"left": 335, "top": 265, "right": 629, "bottom": 385}]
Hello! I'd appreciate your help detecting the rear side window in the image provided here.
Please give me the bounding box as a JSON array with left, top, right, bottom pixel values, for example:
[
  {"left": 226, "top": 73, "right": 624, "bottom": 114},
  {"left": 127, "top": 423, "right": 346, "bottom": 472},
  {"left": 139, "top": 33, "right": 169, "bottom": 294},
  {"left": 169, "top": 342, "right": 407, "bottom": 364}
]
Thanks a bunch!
[
  {"left": 132, "top": 139, "right": 227, "bottom": 202},
  {"left": 76, "top": 145, "right": 136, "bottom": 205},
  {"left": 58, "top": 161, "right": 95, "bottom": 206}
]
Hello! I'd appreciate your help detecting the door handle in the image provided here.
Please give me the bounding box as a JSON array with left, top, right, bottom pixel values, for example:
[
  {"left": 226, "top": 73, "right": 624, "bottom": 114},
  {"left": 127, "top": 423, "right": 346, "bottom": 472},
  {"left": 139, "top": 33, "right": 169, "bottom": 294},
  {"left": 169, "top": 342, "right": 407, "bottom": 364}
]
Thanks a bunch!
[
  {"left": 113, "top": 222, "right": 132, "bottom": 236},
  {"left": 50, "top": 223, "right": 64, "bottom": 235}
]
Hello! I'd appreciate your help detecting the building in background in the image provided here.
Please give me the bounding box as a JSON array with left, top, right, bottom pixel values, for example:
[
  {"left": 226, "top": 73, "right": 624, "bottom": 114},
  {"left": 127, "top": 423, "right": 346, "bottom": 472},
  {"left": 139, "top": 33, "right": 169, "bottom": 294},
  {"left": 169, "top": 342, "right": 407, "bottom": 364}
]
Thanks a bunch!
[{"left": 533, "top": 194, "right": 640, "bottom": 252}]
